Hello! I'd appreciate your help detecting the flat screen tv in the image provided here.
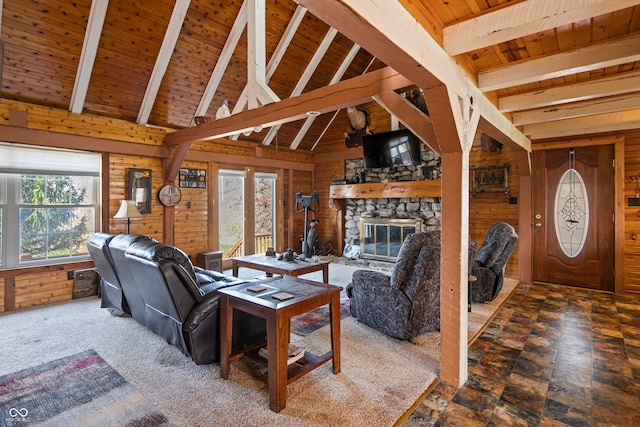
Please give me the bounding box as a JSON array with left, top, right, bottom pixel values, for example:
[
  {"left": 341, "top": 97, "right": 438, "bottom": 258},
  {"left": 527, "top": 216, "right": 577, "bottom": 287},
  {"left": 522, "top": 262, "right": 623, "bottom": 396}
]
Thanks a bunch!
[{"left": 362, "top": 129, "right": 422, "bottom": 169}]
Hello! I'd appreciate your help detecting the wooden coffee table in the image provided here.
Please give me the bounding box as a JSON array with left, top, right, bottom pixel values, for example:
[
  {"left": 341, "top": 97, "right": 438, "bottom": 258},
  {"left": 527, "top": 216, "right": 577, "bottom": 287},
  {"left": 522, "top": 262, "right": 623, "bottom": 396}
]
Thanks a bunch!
[
  {"left": 219, "top": 275, "right": 341, "bottom": 412},
  {"left": 231, "top": 253, "right": 330, "bottom": 283}
]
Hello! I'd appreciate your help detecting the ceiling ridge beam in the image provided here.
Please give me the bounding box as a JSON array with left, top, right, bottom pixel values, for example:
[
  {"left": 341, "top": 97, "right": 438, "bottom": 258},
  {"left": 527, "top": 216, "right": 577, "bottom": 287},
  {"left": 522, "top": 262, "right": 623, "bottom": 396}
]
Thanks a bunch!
[
  {"left": 479, "top": 33, "right": 640, "bottom": 92},
  {"left": 290, "top": 42, "right": 361, "bottom": 150},
  {"left": 261, "top": 27, "right": 338, "bottom": 145},
  {"left": 191, "top": 0, "right": 248, "bottom": 123},
  {"left": 164, "top": 67, "right": 413, "bottom": 146},
  {"left": 513, "top": 93, "right": 640, "bottom": 125},
  {"left": 444, "top": 0, "right": 640, "bottom": 56},
  {"left": 137, "top": 0, "right": 191, "bottom": 125},
  {"left": 69, "top": 0, "right": 109, "bottom": 114},
  {"left": 499, "top": 70, "right": 640, "bottom": 112}
]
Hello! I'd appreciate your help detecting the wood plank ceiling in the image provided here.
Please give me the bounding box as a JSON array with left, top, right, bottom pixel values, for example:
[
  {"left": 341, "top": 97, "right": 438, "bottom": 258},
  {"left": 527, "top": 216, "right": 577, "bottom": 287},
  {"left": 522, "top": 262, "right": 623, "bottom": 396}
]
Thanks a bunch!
[{"left": 1, "top": 0, "right": 639, "bottom": 153}]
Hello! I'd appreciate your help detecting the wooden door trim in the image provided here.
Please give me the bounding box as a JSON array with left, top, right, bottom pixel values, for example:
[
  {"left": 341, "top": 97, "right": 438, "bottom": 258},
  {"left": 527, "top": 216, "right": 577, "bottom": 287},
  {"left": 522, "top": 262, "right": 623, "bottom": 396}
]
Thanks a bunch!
[{"left": 532, "top": 135, "right": 624, "bottom": 294}]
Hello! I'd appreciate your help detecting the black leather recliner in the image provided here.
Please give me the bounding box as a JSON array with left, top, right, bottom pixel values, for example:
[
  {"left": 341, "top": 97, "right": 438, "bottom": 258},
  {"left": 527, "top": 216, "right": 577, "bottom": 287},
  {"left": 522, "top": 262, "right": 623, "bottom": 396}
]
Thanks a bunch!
[
  {"left": 87, "top": 232, "right": 128, "bottom": 316},
  {"left": 87, "top": 233, "right": 266, "bottom": 364},
  {"left": 108, "top": 233, "right": 159, "bottom": 325},
  {"left": 123, "top": 240, "right": 266, "bottom": 365}
]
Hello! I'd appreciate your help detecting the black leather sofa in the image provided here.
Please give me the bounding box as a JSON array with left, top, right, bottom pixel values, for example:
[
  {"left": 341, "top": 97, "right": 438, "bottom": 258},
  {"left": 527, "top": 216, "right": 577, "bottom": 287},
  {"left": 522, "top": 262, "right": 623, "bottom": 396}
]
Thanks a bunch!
[{"left": 87, "top": 233, "right": 266, "bottom": 364}]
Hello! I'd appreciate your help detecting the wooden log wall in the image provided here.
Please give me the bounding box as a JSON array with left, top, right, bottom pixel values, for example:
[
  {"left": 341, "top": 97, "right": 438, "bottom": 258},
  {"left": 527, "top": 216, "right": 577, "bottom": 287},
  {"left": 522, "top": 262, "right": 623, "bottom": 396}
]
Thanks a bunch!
[
  {"left": 0, "top": 279, "right": 5, "bottom": 313},
  {"left": 623, "top": 129, "right": 640, "bottom": 294},
  {"left": 469, "top": 145, "right": 521, "bottom": 279},
  {"left": 0, "top": 99, "right": 313, "bottom": 312}
]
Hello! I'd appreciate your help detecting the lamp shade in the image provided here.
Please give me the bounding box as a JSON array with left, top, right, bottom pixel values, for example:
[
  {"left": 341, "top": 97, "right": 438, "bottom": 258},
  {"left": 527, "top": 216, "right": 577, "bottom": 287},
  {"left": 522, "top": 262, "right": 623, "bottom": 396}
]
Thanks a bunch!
[{"left": 114, "top": 200, "right": 142, "bottom": 219}]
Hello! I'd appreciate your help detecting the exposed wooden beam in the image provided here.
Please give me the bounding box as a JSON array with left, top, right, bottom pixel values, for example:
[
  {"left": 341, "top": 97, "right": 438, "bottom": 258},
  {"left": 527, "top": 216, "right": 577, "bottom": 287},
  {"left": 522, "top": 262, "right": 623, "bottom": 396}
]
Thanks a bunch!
[
  {"left": 289, "top": 41, "right": 361, "bottom": 150},
  {"left": 372, "top": 90, "right": 441, "bottom": 155},
  {"left": 192, "top": 0, "right": 248, "bottom": 122},
  {"left": 297, "top": 0, "right": 530, "bottom": 153},
  {"left": 2, "top": 125, "right": 170, "bottom": 158},
  {"left": 164, "top": 67, "right": 413, "bottom": 146},
  {"left": 523, "top": 109, "right": 640, "bottom": 139},
  {"left": 444, "top": 0, "right": 640, "bottom": 55},
  {"left": 247, "top": 0, "right": 280, "bottom": 109},
  {"left": 499, "top": 70, "right": 640, "bottom": 112},
  {"left": 479, "top": 34, "right": 640, "bottom": 92},
  {"left": 310, "top": 55, "right": 377, "bottom": 152},
  {"left": 232, "top": 5, "right": 306, "bottom": 116},
  {"left": 69, "top": 0, "right": 109, "bottom": 114},
  {"left": 137, "top": 0, "right": 191, "bottom": 125},
  {"left": 513, "top": 93, "right": 640, "bottom": 125},
  {"left": 262, "top": 27, "right": 338, "bottom": 145}
]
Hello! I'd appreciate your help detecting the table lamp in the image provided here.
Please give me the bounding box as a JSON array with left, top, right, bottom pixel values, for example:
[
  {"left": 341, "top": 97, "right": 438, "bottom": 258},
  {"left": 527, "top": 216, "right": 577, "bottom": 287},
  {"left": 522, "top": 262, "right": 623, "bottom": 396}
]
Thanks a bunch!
[{"left": 114, "top": 200, "right": 142, "bottom": 233}]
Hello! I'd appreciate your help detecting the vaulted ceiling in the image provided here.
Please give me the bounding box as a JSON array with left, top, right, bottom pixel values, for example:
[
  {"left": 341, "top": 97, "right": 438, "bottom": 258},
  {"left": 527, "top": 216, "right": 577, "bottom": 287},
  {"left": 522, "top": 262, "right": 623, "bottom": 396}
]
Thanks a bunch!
[{"left": 2, "top": 0, "right": 639, "bottom": 154}]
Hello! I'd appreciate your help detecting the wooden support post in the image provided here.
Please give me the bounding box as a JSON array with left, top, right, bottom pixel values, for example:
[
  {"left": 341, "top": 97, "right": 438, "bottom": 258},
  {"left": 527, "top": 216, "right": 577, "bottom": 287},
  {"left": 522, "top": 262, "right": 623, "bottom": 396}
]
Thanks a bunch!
[{"left": 440, "top": 151, "right": 469, "bottom": 386}]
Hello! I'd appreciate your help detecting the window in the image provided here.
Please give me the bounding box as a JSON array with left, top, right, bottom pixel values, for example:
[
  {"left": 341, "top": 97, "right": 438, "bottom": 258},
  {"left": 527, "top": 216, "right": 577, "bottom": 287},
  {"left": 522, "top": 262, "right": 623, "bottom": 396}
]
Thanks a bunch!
[{"left": 0, "top": 143, "right": 100, "bottom": 268}]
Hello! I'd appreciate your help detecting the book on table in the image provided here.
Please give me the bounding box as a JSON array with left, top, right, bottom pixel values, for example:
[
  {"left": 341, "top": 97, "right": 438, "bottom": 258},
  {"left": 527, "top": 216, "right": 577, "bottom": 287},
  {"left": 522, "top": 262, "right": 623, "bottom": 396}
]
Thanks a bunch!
[{"left": 258, "top": 344, "right": 305, "bottom": 365}]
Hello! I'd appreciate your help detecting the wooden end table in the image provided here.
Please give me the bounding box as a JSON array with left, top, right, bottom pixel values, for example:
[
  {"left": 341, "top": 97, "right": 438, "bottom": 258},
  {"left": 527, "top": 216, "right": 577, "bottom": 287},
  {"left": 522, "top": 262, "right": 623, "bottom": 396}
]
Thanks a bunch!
[
  {"left": 219, "top": 276, "right": 341, "bottom": 412},
  {"left": 231, "top": 254, "right": 330, "bottom": 283}
]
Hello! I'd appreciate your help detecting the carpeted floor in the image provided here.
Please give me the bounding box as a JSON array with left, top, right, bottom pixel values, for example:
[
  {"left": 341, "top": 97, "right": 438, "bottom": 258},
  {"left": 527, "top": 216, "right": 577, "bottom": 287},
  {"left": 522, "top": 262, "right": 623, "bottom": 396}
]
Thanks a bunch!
[{"left": 0, "top": 261, "right": 515, "bottom": 426}]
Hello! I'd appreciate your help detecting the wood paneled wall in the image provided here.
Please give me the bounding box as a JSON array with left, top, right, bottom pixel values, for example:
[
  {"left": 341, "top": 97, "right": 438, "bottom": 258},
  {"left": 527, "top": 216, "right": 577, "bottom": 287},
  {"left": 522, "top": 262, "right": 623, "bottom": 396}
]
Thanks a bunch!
[
  {"left": 623, "top": 130, "right": 640, "bottom": 294},
  {"left": 0, "top": 99, "right": 313, "bottom": 311},
  {"left": 469, "top": 145, "right": 521, "bottom": 279},
  {"left": 174, "top": 160, "right": 210, "bottom": 259},
  {"left": 0, "top": 279, "right": 5, "bottom": 313}
]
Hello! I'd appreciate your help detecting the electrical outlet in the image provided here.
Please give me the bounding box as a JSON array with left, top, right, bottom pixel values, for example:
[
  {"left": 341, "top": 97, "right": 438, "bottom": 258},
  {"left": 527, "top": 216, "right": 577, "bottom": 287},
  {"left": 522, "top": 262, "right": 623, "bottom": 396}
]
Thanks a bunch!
[
  {"left": 629, "top": 198, "right": 640, "bottom": 206},
  {"left": 509, "top": 197, "right": 518, "bottom": 205},
  {"left": 67, "top": 270, "right": 74, "bottom": 280}
]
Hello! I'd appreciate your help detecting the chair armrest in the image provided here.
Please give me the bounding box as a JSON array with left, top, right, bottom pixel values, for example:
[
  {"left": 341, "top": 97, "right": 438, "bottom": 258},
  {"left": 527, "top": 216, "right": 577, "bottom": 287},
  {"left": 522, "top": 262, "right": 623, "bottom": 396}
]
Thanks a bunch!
[
  {"left": 184, "top": 291, "right": 219, "bottom": 333},
  {"left": 350, "top": 269, "right": 409, "bottom": 302}
]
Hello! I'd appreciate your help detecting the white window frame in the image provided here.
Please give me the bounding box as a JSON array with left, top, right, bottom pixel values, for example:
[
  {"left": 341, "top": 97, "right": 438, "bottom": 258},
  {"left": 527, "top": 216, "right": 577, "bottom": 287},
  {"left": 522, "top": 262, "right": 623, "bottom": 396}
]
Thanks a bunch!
[{"left": 0, "top": 144, "right": 100, "bottom": 268}]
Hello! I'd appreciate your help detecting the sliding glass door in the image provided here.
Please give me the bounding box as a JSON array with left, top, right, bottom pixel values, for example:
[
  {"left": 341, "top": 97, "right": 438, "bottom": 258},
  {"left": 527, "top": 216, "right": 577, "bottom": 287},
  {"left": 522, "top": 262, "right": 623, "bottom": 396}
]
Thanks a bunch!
[
  {"left": 254, "top": 173, "right": 276, "bottom": 254},
  {"left": 218, "top": 170, "right": 245, "bottom": 258}
]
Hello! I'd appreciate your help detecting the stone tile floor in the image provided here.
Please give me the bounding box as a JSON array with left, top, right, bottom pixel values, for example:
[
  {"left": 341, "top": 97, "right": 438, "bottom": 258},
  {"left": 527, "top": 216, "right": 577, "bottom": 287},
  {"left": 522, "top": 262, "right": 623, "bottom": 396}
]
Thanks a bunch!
[{"left": 402, "top": 282, "right": 640, "bottom": 426}]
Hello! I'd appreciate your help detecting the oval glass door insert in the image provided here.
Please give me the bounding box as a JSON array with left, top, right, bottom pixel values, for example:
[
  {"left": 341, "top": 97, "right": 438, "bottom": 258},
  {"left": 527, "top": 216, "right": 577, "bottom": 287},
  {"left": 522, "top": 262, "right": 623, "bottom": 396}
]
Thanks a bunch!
[{"left": 554, "top": 168, "right": 589, "bottom": 258}]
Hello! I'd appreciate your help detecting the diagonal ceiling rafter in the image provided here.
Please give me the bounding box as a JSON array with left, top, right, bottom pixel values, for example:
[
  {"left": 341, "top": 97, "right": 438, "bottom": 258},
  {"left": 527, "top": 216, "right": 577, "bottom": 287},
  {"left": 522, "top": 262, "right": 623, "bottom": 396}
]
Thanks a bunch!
[
  {"left": 69, "top": 0, "right": 109, "bottom": 114},
  {"left": 137, "top": 0, "right": 191, "bottom": 125}
]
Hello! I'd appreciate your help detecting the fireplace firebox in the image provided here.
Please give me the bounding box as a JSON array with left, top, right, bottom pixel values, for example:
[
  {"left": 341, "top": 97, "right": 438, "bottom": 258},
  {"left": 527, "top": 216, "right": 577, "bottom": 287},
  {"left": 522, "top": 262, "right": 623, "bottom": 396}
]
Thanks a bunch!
[{"left": 359, "top": 218, "right": 423, "bottom": 261}]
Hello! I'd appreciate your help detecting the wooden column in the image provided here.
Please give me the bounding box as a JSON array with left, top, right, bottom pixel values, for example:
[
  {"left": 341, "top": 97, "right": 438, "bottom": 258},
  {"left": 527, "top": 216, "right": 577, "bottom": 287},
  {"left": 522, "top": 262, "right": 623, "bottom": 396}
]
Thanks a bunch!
[
  {"left": 440, "top": 151, "right": 470, "bottom": 385},
  {"left": 425, "top": 85, "right": 478, "bottom": 387}
]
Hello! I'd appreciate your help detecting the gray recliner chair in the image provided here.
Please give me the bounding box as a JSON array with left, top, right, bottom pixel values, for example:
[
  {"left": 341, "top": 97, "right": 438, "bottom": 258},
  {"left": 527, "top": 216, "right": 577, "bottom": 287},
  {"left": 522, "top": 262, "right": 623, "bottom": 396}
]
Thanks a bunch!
[
  {"left": 471, "top": 222, "right": 518, "bottom": 303},
  {"left": 346, "top": 231, "right": 442, "bottom": 340}
]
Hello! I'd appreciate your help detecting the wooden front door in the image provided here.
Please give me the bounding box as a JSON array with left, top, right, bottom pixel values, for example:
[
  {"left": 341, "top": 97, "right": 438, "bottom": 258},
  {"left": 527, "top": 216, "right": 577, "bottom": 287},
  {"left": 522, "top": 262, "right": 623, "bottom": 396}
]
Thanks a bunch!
[{"left": 532, "top": 146, "right": 614, "bottom": 291}]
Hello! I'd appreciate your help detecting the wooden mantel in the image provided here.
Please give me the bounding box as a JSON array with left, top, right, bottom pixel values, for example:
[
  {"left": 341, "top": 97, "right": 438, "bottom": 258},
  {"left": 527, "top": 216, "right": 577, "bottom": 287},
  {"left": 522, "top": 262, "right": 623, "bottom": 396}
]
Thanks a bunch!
[{"left": 329, "top": 181, "right": 441, "bottom": 199}]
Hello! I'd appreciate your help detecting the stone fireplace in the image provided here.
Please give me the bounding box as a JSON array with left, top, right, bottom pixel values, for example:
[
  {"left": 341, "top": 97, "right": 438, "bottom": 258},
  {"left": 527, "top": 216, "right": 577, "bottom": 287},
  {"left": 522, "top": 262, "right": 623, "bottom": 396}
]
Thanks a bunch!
[{"left": 339, "top": 155, "right": 442, "bottom": 261}]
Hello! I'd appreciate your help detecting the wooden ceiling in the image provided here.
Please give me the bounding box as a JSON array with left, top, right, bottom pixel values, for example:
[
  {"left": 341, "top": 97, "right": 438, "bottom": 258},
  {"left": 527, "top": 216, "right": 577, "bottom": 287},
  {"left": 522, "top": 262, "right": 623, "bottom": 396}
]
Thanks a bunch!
[{"left": 2, "top": 0, "right": 640, "bottom": 153}]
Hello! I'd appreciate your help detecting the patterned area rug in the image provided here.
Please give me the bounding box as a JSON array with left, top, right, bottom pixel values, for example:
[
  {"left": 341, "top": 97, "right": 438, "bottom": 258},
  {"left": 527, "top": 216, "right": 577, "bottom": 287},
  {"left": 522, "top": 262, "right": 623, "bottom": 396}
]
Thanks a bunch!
[
  {"left": 291, "top": 293, "right": 351, "bottom": 336},
  {"left": 0, "top": 349, "right": 173, "bottom": 426}
]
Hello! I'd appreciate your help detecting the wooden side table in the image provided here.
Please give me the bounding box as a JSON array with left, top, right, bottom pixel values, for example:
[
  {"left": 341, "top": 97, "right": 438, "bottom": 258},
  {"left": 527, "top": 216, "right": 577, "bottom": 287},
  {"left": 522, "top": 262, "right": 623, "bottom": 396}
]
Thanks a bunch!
[
  {"left": 231, "top": 254, "right": 330, "bottom": 282},
  {"left": 219, "top": 276, "right": 341, "bottom": 412}
]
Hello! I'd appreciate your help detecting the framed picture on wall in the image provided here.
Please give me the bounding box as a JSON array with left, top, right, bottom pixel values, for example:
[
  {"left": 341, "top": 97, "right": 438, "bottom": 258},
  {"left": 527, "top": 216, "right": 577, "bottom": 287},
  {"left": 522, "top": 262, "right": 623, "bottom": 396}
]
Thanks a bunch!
[{"left": 129, "top": 168, "right": 152, "bottom": 214}]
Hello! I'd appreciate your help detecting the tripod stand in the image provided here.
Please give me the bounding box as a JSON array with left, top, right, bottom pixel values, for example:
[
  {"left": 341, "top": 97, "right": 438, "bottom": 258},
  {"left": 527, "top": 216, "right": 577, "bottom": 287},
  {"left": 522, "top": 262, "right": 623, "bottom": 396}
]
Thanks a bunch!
[{"left": 295, "top": 191, "right": 320, "bottom": 258}]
